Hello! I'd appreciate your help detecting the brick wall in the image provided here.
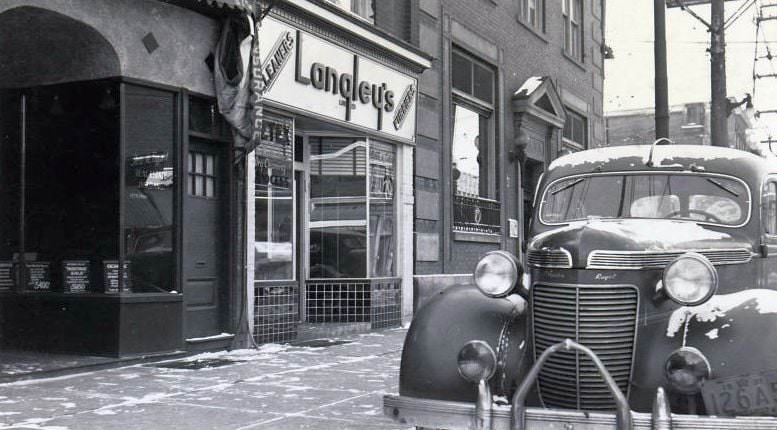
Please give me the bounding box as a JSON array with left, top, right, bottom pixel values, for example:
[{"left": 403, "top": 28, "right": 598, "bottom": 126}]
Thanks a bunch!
[{"left": 412, "top": 0, "right": 606, "bottom": 286}]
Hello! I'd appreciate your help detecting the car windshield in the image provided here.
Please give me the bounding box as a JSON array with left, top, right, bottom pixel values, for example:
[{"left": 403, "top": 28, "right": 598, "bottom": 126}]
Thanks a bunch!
[{"left": 540, "top": 173, "right": 750, "bottom": 226}]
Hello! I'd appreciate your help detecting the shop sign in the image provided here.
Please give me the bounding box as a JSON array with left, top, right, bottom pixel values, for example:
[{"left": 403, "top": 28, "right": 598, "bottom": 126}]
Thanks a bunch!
[{"left": 257, "top": 17, "right": 417, "bottom": 142}]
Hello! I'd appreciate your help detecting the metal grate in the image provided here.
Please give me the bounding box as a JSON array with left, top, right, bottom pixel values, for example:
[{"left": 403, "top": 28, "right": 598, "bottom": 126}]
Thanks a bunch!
[
  {"left": 587, "top": 248, "right": 752, "bottom": 270},
  {"left": 527, "top": 248, "right": 573, "bottom": 268},
  {"left": 532, "top": 283, "right": 638, "bottom": 411},
  {"left": 254, "top": 284, "right": 299, "bottom": 344},
  {"left": 306, "top": 278, "right": 401, "bottom": 329},
  {"left": 370, "top": 280, "right": 402, "bottom": 329}
]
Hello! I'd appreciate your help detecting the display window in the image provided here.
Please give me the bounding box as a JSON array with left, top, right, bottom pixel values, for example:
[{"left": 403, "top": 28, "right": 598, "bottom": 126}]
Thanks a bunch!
[{"left": 254, "top": 116, "right": 295, "bottom": 281}]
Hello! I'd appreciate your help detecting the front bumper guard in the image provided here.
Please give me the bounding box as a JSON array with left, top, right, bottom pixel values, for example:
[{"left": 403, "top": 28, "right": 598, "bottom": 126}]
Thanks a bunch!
[{"left": 384, "top": 339, "right": 777, "bottom": 429}]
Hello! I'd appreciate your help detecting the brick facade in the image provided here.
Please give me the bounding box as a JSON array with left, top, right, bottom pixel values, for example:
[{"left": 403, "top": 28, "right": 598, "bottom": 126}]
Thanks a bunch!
[{"left": 374, "top": 0, "right": 606, "bottom": 308}]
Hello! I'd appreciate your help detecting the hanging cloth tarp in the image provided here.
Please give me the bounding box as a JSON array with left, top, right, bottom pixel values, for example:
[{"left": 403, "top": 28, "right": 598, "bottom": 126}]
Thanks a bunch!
[{"left": 214, "top": 15, "right": 254, "bottom": 146}]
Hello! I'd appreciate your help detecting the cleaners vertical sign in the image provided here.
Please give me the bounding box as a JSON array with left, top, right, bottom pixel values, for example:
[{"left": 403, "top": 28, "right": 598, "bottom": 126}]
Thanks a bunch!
[{"left": 256, "top": 17, "right": 417, "bottom": 142}]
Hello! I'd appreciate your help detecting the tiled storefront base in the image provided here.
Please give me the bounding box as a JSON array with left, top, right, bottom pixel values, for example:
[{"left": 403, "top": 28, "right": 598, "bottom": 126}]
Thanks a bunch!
[{"left": 253, "top": 278, "right": 402, "bottom": 344}]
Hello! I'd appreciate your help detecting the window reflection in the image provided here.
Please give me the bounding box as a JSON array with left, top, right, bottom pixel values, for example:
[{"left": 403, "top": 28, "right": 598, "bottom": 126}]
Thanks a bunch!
[
  {"left": 452, "top": 104, "right": 488, "bottom": 198},
  {"left": 369, "top": 141, "right": 395, "bottom": 277},
  {"left": 123, "top": 85, "right": 176, "bottom": 293},
  {"left": 254, "top": 116, "right": 294, "bottom": 281},
  {"left": 309, "top": 137, "right": 367, "bottom": 279}
]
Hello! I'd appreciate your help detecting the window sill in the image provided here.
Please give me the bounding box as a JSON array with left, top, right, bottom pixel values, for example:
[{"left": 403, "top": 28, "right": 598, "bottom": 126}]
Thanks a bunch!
[
  {"left": 562, "top": 138, "right": 585, "bottom": 151},
  {"left": 516, "top": 16, "right": 548, "bottom": 43},
  {"left": 453, "top": 231, "right": 502, "bottom": 243},
  {"left": 562, "top": 50, "right": 586, "bottom": 71}
]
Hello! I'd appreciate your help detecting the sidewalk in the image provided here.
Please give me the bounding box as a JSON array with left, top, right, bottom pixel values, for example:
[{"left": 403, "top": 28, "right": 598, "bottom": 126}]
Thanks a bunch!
[{"left": 0, "top": 328, "right": 411, "bottom": 429}]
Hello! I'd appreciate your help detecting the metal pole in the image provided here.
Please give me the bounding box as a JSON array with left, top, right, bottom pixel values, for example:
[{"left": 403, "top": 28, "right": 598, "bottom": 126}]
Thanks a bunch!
[
  {"left": 710, "top": 0, "right": 728, "bottom": 147},
  {"left": 18, "top": 94, "right": 26, "bottom": 290},
  {"left": 654, "top": 0, "right": 670, "bottom": 140}
]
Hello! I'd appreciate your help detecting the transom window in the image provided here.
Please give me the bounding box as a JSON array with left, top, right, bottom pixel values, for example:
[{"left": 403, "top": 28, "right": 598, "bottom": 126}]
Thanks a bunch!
[
  {"left": 452, "top": 51, "right": 494, "bottom": 105},
  {"left": 563, "top": 0, "right": 583, "bottom": 61},
  {"left": 188, "top": 151, "right": 216, "bottom": 198},
  {"left": 520, "top": 0, "right": 545, "bottom": 33}
]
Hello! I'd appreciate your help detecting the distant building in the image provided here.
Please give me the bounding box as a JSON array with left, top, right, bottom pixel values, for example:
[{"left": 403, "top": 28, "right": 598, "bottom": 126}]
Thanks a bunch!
[{"left": 605, "top": 102, "right": 755, "bottom": 151}]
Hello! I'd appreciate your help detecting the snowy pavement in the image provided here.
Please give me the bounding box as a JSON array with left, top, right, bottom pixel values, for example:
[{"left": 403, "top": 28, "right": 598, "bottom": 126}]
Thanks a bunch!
[{"left": 0, "top": 328, "right": 412, "bottom": 429}]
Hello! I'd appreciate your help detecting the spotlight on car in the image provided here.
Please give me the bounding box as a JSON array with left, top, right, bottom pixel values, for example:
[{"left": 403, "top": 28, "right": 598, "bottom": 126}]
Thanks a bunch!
[
  {"left": 457, "top": 340, "right": 497, "bottom": 384},
  {"left": 665, "top": 346, "right": 711, "bottom": 394},
  {"left": 473, "top": 251, "right": 523, "bottom": 298},
  {"left": 663, "top": 252, "right": 718, "bottom": 306}
]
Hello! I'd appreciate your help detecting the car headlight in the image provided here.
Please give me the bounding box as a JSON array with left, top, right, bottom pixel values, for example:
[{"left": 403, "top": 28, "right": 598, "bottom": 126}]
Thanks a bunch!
[
  {"left": 665, "top": 346, "right": 711, "bottom": 394},
  {"left": 663, "top": 252, "right": 718, "bottom": 306},
  {"left": 473, "top": 251, "right": 522, "bottom": 298},
  {"left": 457, "top": 340, "right": 497, "bottom": 383}
]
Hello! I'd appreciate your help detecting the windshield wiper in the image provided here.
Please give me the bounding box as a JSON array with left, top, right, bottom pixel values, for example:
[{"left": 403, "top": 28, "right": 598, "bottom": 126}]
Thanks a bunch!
[
  {"left": 551, "top": 178, "right": 584, "bottom": 195},
  {"left": 706, "top": 178, "right": 739, "bottom": 197}
]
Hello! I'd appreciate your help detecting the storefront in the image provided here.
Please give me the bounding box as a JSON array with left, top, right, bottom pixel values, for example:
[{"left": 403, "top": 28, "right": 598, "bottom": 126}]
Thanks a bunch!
[
  {"left": 247, "top": 7, "right": 425, "bottom": 343},
  {"left": 0, "top": 0, "right": 250, "bottom": 357},
  {"left": 0, "top": 0, "right": 427, "bottom": 359}
]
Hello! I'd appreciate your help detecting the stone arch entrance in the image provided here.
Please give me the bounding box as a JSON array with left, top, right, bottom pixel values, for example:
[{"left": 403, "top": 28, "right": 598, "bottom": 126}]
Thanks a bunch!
[{"left": 0, "top": 6, "right": 120, "bottom": 88}]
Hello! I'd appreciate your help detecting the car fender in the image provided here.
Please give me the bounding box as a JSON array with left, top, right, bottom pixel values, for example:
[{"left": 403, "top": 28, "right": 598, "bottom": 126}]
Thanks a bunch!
[
  {"left": 399, "top": 283, "right": 529, "bottom": 403},
  {"left": 666, "top": 289, "right": 777, "bottom": 380}
]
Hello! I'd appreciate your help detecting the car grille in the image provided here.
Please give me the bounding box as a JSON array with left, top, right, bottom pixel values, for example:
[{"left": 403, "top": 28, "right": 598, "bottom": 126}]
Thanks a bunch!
[
  {"left": 527, "top": 248, "right": 572, "bottom": 268},
  {"left": 587, "top": 248, "right": 752, "bottom": 269},
  {"left": 532, "top": 283, "right": 638, "bottom": 411}
]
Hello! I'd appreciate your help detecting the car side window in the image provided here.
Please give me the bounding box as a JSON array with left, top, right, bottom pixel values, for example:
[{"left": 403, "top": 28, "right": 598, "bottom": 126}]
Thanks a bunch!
[{"left": 764, "top": 181, "right": 777, "bottom": 235}]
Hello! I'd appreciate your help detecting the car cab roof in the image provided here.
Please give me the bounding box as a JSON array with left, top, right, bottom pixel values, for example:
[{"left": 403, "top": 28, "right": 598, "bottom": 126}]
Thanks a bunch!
[{"left": 546, "top": 145, "right": 775, "bottom": 187}]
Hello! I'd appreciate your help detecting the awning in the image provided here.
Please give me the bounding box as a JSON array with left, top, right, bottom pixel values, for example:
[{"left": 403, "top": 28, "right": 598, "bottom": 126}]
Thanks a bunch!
[{"left": 161, "top": 0, "right": 255, "bottom": 16}]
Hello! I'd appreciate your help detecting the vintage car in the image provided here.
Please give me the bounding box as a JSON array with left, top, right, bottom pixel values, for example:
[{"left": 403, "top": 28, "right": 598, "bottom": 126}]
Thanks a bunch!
[{"left": 384, "top": 143, "right": 777, "bottom": 429}]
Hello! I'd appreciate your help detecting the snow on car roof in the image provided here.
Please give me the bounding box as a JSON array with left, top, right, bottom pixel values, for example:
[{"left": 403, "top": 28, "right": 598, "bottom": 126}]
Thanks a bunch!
[{"left": 548, "top": 144, "right": 762, "bottom": 171}]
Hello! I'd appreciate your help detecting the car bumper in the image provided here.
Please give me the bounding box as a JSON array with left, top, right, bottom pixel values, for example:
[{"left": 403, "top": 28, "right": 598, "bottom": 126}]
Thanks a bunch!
[{"left": 383, "top": 394, "right": 777, "bottom": 430}]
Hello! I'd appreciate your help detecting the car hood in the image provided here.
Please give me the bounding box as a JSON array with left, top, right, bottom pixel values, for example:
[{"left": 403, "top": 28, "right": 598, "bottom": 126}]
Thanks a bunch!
[{"left": 528, "top": 219, "right": 753, "bottom": 267}]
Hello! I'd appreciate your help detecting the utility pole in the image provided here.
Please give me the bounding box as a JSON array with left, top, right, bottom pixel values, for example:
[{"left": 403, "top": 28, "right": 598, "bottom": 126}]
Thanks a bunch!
[
  {"left": 655, "top": 0, "right": 670, "bottom": 140},
  {"left": 710, "top": 0, "right": 728, "bottom": 147}
]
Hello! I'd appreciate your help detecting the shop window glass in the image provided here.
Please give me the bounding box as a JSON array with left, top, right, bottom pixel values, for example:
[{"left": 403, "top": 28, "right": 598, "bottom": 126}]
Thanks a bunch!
[
  {"left": 123, "top": 84, "right": 176, "bottom": 293},
  {"left": 254, "top": 116, "right": 294, "bottom": 281},
  {"left": 0, "top": 82, "right": 120, "bottom": 293},
  {"left": 309, "top": 137, "right": 367, "bottom": 279},
  {"left": 0, "top": 90, "right": 21, "bottom": 291},
  {"left": 369, "top": 141, "right": 396, "bottom": 277}
]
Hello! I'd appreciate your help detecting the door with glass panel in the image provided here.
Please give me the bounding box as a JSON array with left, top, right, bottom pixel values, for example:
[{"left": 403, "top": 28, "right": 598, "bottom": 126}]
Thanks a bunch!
[{"left": 183, "top": 140, "right": 228, "bottom": 339}]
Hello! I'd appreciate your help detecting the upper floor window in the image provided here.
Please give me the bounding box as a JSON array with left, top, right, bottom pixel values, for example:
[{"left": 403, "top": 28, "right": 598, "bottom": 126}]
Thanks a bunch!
[
  {"left": 685, "top": 103, "right": 705, "bottom": 126},
  {"left": 326, "top": 0, "right": 375, "bottom": 23},
  {"left": 563, "top": 0, "right": 583, "bottom": 61},
  {"left": 563, "top": 107, "right": 587, "bottom": 149},
  {"left": 519, "top": 0, "right": 545, "bottom": 33}
]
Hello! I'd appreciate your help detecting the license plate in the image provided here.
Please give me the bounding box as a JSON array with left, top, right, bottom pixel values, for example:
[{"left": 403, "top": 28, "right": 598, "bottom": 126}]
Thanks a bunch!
[{"left": 701, "top": 369, "right": 777, "bottom": 416}]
